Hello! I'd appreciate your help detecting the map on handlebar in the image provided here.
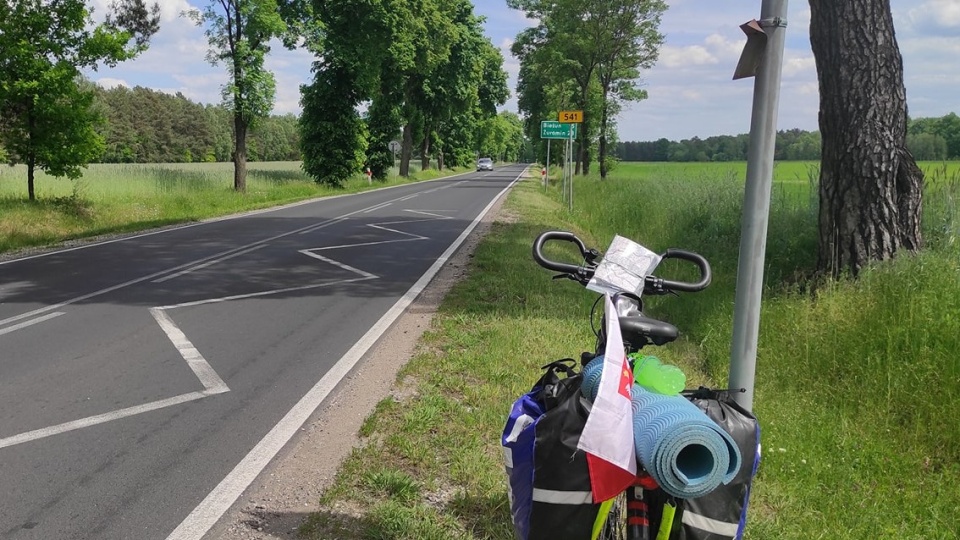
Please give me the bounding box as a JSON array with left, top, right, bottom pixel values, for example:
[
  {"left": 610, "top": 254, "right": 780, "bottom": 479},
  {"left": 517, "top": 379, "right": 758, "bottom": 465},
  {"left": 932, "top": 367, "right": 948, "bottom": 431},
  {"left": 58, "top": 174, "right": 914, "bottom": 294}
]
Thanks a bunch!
[{"left": 586, "top": 235, "right": 662, "bottom": 297}]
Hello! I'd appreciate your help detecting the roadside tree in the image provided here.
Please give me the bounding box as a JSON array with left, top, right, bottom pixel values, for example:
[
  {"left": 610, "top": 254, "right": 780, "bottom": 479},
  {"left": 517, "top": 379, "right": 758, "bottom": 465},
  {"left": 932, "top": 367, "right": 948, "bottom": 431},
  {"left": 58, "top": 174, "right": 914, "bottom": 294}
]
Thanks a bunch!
[
  {"left": 590, "top": 0, "right": 665, "bottom": 178},
  {"left": 0, "top": 0, "right": 158, "bottom": 200},
  {"left": 809, "top": 0, "right": 923, "bottom": 276},
  {"left": 187, "top": 0, "right": 288, "bottom": 192}
]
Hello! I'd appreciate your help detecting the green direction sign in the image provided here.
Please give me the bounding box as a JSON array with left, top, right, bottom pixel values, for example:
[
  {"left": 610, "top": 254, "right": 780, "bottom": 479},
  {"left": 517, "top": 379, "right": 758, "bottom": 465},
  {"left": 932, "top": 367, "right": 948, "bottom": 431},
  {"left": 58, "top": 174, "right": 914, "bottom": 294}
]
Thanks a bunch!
[{"left": 541, "top": 121, "right": 578, "bottom": 139}]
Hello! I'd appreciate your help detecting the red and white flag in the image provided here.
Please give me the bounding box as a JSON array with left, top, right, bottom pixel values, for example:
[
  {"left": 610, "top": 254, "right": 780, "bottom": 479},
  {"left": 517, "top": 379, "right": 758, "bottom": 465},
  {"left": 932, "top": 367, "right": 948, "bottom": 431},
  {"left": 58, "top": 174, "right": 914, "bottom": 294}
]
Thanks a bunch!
[{"left": 577, "top": 294, "right": 637, "bottom": 502}]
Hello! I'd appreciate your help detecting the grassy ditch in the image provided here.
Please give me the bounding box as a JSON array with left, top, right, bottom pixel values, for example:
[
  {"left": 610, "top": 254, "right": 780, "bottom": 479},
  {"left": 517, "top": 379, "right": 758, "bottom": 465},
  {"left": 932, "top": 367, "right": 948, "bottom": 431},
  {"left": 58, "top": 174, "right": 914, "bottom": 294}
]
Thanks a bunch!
[
  {"left": 0, "top": 161, "right": 464, "bottom": 254},
  {"left": 300, "top": 162, "right": 960, "bottom": 539}
]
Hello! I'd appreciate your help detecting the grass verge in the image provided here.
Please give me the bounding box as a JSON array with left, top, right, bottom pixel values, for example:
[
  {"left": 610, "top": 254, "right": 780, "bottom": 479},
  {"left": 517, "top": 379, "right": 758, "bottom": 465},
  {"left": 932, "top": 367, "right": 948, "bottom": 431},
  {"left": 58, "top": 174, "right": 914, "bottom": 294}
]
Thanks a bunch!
[{"left": 300, "top": 162, "right": 960, "bottom": 539}]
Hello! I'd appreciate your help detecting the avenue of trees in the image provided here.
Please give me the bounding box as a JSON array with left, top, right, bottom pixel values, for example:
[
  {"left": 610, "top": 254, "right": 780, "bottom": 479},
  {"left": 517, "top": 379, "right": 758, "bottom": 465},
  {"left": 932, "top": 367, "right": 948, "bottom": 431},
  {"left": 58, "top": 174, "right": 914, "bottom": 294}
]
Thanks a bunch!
[{"left": 300, "top": 0, "right": 512, "bottom": 186}]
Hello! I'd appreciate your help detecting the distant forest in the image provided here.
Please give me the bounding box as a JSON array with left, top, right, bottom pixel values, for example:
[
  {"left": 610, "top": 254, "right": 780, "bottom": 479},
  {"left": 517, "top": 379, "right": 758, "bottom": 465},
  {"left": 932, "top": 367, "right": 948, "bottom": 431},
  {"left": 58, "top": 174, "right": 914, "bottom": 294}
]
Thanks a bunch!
[
  {"left": 615, "top": 112, "right": 960, "bottom": 162},
  {"left": 92, "top": 85, "right": 300, "bottom": 163}
]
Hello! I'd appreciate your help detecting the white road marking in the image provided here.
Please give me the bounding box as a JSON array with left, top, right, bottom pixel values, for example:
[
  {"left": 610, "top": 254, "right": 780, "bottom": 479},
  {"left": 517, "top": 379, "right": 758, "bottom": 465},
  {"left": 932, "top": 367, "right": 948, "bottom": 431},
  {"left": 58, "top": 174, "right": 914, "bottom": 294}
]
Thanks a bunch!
[
  {"left": 164, "top": 167, "right": 528, "bottom": 540},
  {"left": 0, "top": 308, "right": 232, "bottom": 449},
  {"left": 296, "top": 216, "right": 351, "bottom": 236},
  {"left": 154, "top": 277, "right": 375, "bottom": 311},
  {"left": 362, "top": 201, "right": 393, "bottom": 214},
  {"left": 0, "top": 391, "right": 214, "bottom": 450},
  {"left": 404, "top": 209, "right": 454, "bottom": 219},
  {"left": 0, "top": 312, "right": 64, "bottom": 337},
  {"left": 150, "top": 309, "right": 230, "bottom": 394},
  {"left": 298, "top": 251, "right": 378, "bottom": 280}
]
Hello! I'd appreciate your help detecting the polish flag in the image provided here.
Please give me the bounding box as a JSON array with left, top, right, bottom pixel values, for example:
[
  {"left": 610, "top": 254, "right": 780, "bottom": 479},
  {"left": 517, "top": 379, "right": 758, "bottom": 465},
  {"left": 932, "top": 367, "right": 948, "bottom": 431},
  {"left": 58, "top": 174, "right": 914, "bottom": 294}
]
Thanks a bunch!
[{"left": 577, "top": 294, "right": 638, "bottom": 502}]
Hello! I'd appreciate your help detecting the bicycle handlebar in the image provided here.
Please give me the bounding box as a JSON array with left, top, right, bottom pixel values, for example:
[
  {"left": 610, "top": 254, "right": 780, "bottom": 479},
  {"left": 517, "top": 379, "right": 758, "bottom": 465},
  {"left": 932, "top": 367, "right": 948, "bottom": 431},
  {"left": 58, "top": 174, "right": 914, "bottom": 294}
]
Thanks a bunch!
[
  {"left": 658, "top": 248, "right": 712, "bottom": 292},
  {"left": 531, "top": 231, "right": 711, "bottom": 294},
  {"left": 531, "top": 231, "right": 593, "bottom": 275}
]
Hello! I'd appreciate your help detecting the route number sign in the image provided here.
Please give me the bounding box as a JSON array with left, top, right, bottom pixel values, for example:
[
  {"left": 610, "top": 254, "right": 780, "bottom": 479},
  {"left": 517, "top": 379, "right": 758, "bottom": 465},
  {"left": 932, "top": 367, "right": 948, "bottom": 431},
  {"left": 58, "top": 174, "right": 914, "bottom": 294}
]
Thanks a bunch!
[{"left": 559, "top": 110, "right": 583, "bottom": 123}]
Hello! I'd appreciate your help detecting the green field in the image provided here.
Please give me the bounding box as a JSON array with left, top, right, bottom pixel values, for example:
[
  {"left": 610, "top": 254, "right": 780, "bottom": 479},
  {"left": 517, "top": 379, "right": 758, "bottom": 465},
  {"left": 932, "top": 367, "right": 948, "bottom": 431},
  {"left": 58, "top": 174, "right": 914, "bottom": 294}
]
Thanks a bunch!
[
  {"left": 0, "top": 160, "right": 455, "bottom": 254},
  {"left": 300, "top": 161, "right": 960, "bottom": 539}
]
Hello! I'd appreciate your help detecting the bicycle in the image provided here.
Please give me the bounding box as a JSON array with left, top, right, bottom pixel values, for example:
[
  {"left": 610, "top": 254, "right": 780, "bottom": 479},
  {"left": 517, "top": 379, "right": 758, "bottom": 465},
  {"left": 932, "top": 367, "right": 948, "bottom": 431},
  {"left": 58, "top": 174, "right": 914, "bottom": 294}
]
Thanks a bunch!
[{"left": 528, "top": 230, "right": 714, "bottom": 540}]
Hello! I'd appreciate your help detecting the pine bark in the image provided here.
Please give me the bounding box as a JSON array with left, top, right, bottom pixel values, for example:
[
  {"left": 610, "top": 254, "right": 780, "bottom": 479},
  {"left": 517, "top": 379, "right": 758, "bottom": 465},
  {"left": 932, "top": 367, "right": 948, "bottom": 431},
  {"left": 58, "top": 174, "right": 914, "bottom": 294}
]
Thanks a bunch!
[{"left": 810, "top": 0, "right": 923, "bottom": 276}]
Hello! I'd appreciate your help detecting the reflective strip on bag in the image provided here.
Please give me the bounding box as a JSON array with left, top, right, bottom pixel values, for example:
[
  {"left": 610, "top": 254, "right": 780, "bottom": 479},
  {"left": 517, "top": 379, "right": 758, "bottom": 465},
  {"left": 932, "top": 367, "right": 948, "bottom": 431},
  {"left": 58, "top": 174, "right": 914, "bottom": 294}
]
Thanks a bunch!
[
  {"left": 503, "top": 447, "right": 514, "bottom": 468},
  {"left": 531, "top": 488, "right": 593, "bottom": 505},
  {"left": 681, "top": 510, "right": 739, "bottom": 537},
  {"left": 505, "top": 413, "right": 536, "bottom": 443}
]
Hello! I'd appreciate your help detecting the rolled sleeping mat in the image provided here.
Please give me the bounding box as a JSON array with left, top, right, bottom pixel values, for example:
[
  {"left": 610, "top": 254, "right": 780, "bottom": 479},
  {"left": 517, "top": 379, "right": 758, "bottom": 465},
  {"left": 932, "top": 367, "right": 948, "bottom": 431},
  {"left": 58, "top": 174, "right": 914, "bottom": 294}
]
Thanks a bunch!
[
  {"left": 581, "top": 356, "right": 605, "bottom": 402},
  {"left": 630, "top": 384, "right": 741, "bottom": 499}
]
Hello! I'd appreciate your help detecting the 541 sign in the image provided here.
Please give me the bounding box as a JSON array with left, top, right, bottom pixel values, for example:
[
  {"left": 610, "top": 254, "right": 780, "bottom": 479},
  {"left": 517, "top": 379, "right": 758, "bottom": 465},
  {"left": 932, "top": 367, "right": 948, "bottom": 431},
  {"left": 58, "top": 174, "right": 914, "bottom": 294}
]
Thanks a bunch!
[{"left": 559, "top": 110, "right": 583, "bottom": 123}]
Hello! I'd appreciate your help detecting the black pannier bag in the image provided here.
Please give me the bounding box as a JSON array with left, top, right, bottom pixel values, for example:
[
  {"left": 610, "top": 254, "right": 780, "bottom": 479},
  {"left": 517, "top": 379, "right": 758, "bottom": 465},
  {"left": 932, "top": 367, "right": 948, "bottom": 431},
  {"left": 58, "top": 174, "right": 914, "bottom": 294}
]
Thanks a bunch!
[
  {"left": 502, "top": 359, "right": 608, "bottom": 540},
  {"left": 646, "top": 388, "right": 761, "bottom": 540}
]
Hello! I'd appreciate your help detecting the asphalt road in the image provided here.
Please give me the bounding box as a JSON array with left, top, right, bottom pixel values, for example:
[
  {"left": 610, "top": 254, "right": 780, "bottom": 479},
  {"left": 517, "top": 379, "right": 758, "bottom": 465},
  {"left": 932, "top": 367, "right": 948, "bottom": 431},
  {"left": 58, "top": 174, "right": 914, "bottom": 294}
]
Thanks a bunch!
[{"left": 0, "top": 164, "right": 526, "bottom": 540}]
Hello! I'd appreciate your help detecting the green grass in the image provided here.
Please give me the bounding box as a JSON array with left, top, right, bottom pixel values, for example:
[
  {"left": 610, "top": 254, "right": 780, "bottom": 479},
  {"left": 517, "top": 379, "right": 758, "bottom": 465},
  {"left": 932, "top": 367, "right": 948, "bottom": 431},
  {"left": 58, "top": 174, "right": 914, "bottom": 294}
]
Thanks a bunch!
[
  {"left": 0, "top": 161, "right": 464, "bottom": 254},
  {"left": 300, "top": 161, "right": 960, "bottom": 539}
]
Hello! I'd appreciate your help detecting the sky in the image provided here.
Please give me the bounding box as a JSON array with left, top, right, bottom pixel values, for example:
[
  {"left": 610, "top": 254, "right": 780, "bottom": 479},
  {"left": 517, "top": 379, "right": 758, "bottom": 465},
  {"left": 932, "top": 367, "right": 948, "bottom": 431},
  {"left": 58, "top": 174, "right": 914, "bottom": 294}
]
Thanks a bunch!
[{"left": 83, "top": 0, "right": 960, "bottom": 142}]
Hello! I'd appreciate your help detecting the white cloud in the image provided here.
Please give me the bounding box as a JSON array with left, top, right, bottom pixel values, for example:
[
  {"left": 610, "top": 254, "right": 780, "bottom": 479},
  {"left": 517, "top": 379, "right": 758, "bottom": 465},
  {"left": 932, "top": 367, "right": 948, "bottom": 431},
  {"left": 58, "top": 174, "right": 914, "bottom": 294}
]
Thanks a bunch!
[
  {"left": 796, "top": 81, "right": 819, "bottom": 96},
  {"left": 95, "top": 77, "right": 130, "bottom": 89},
  {"left": 658, "top": 45, "right": 717, "bottom": 69},
  {"left": 704, "top": 33, "right": 747, "bottom": 63},
  {"left": 781, "top": 55, "right": 816, "bottom": 78},
  {"left": 88, "top": 0, "right": 194, "bottom": 23},
  {"left": 905, "top": 0, "right": 960, "bottom": 31},
  {"left": 170, "top": 72, "right": 224, "bottom": 103}
]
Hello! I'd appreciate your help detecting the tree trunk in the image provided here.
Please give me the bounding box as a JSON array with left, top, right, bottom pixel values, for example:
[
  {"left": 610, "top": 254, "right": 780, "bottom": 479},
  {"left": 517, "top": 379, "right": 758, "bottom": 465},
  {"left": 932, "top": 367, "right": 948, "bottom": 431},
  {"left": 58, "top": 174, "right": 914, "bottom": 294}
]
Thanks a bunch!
[
  {"left": 810, "top": 0, "right": 923, "bottom": 277},
  {"left": 420, "top": 132, "right": 430, "bottom": 172},
  {"left": 599, "top": 94, "right": 609, "bottom": 179},
  {"left": 27, "top": 158, "right": 36, "bottom": 202},
  {"left": 575, "top": 140, "right": 582, "bottom": 176},
  {"left": 579, "top": 116, "right": 591, "bottom": 175},
  {"left": 27, "top": 106, "right": 36, "bottom": 201},
  {"left": 234, "top": 114, "right": 248, "bottom": 192},
  {"left": 400, "top": 124, "right": 413, "bottom": 177}
]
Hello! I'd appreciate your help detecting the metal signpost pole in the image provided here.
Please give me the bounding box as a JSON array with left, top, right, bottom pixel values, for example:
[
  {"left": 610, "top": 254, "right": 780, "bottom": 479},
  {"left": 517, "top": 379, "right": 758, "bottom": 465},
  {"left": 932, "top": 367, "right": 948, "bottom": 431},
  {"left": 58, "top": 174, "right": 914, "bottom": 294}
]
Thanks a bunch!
[
  {"left": 729, "top": 0, "right": 789, "bottom": 412},
  {"left": 546, "top": 140, "right": 551, "bottom": 189},
  {"left": 568, "top": 130, "right": 574, "bottom": 211},
  {"left": 562, "top": 137, "right": 568, "bottom": 203}
]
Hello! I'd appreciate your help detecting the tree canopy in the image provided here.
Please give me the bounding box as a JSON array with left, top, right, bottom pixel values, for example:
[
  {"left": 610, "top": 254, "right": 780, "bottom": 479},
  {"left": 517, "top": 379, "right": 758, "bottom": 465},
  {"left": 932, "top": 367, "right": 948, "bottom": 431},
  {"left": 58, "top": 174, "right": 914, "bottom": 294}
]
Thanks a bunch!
[
  {"left": 300, "top": 0, "right": 508, "bottom": 186},
  {"left": 509, "top": 0, "right": 664, "bottom": 176}
]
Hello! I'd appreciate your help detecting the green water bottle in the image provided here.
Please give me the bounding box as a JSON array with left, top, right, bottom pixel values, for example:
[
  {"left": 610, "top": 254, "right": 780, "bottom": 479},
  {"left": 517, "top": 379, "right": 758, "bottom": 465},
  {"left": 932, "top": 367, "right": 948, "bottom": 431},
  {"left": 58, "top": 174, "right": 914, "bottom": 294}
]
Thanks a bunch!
[{"left": 632, "top": 354, "right": 686, "bottom": 395}]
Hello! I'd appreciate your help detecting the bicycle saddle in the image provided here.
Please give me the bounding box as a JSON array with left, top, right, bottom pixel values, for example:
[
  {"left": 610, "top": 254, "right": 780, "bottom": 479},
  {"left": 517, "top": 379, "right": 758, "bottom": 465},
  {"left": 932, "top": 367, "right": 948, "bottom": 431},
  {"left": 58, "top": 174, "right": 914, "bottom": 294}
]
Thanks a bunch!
[{"left": 620, "top": 315, "right": 679, "bottom": 348}]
